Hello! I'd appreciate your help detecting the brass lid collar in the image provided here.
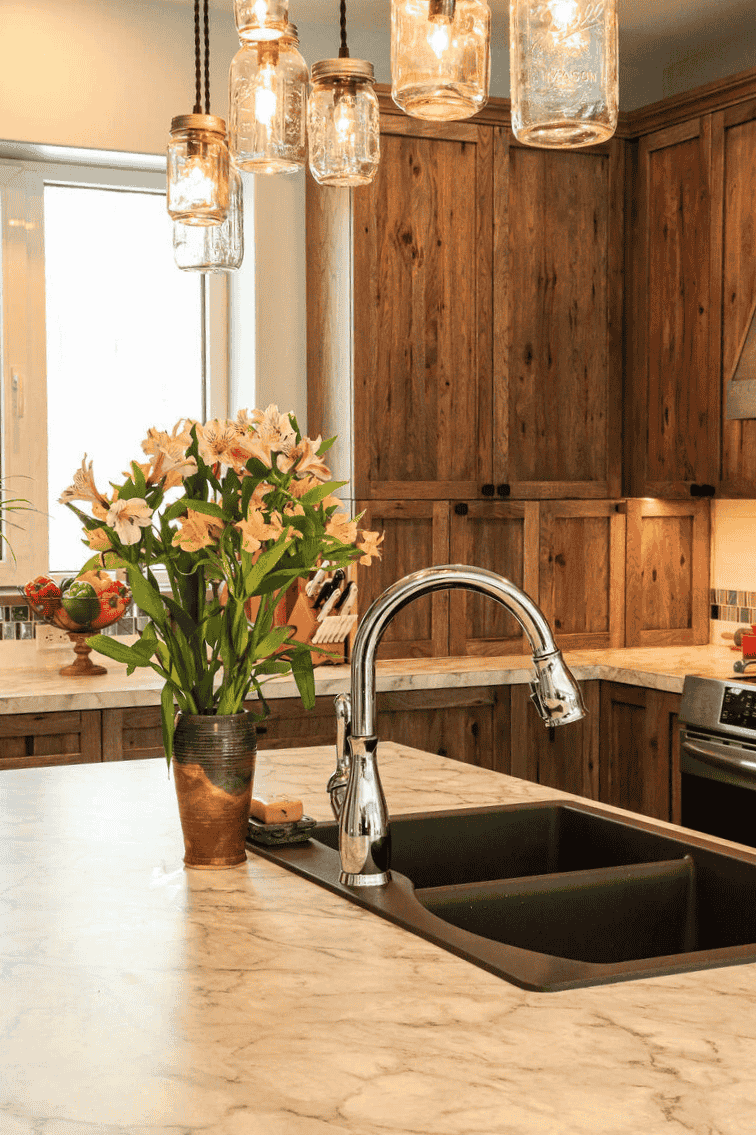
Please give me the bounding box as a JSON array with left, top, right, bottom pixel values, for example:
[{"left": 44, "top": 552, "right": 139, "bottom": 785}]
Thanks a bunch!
[
  {"left": 170, "top": 114, "right": 228, "bottom": 137},
  {"left": 311, "top": 58, "right": 375, "bottom": 83}
]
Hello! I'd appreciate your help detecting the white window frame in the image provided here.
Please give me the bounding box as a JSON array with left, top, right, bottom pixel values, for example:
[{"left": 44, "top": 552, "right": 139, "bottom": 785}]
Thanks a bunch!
[{"left": 0, "top": 141, "right": 230, "bottom": 588}]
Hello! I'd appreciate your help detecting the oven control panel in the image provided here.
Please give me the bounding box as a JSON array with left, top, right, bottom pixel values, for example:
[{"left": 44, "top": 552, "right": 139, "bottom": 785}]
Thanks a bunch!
[{"left": 720, "top": 685, "right": 756, "bottom": 731}]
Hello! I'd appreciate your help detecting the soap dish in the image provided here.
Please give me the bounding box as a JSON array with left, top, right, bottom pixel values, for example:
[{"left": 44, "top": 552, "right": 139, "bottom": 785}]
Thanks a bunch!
[{"left": 247, "top": 814, "right": 317, "bottom": 846}]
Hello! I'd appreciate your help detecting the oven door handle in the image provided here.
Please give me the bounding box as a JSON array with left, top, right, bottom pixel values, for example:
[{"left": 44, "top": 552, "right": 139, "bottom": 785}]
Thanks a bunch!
[{"left": 682, "top": 736, "right": 756, "bottom": 775}]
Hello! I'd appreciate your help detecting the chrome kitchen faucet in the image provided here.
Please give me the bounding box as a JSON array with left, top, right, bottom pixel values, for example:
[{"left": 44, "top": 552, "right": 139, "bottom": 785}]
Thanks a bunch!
[{"left": 328, "top": 565, "right": 587, "bottom": 887}]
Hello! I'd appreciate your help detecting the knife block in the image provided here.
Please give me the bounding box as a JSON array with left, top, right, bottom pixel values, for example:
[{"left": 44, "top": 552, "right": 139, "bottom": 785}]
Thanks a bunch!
[{"left": 287, "top": 575, "right": 355, "bottom": 666}]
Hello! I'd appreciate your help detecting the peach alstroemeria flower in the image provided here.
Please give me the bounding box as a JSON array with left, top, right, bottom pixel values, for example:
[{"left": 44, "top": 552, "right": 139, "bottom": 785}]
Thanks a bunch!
[
  {"left": 235, "top": 506, "right": 286, "bottom": 554},
  {"left": 172, "top": 509, "right": 224, "bottom": 553},
  {"left": 256, "top": 404, "right": 297, "bottom": 452},
  {"left": 141, "top": 420, "right": 193, "bottom": 457},
  {"left": 326, "top": 511, "right": 358, "bottom": 545},
  {"left": 87, "top": 526, "right": 112, "bottom": 551},
  {"left": 106, "top": 498, "right": 153, "bottom": 546},
  {"left": 59, "top": 455, "right": 111, "bottom": 510},
  {"left": 149, "top": 443, "right": 198, "bottom": 489},
  {"left": 277, "top": 436, "right": 332, "bottom": 482},
  {"left": 356, "top": 529, "right": 384, "bottom": 566},
  {"left": 197, "top": 419, "right": 254, "bottom": 471}
]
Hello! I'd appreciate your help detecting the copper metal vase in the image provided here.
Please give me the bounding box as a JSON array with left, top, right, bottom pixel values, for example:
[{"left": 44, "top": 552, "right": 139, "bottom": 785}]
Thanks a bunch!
[{"left": 172, "top": 711, "right": 257, "bottom": 869}]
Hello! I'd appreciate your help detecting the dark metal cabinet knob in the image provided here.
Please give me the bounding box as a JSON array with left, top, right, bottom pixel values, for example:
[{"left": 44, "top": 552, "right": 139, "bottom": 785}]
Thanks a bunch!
[
  {"left": 481, "top": 483, "right": 495, "bottom": 496},
  {"left": 454, "top": 502, "right": 469, "bottom": 516},
  {"left": 496, "top": 483, "right": 511, "bottom": 497}
]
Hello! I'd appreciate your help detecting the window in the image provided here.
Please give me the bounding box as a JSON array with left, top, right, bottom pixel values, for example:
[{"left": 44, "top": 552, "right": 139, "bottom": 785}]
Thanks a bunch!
[{"left": 0, "top": 145, "right": 230, "bottom": 585}]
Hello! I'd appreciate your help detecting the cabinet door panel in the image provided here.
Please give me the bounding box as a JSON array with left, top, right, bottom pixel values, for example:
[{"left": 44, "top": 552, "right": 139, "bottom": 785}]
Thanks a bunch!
[
  {"left": 599, "top": 682, "right": 681, "bottom": 822},
  {"left": 629, "top": 119, "right": 717, "bottom": 495},
  {"left": 625, "top": 499, "right": 710, "bottom": 646},
  {"left": 539, "top": 501, "right": 625, "bottom": 650},
  {"left": 716, "top": 103, "right": 756, "bottom": 493},
  {"left": 0, "top": 710, "right": 101, "bottom": 769},
  {"left": 356, "top": 500, "right": 449, "bottom": 658},
  {"left": 509, "top": 681, "right": 599, "bottom": 799},
  {"left": 377, "top": 686, "right": 510, "bottom": 773},
  {"left": 448, "top": 501, "right": 539, "bottom": 655},
  {"left": 353, "top": 120, "right": 493, "bottom": 499},
  {"left": 496, "top": 136, "right": 623, "bottom": 498}
]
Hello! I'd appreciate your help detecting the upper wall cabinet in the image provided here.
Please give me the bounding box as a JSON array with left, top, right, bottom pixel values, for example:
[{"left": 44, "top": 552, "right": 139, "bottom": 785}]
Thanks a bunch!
[
  {"left": 627, "top": 117, "right": 719, "bottom": 497},
  {"left": 307, "top": 97, "right": 624, "bottom": 503},
  {"left": 712, "top": 100, "right": 756, "bottom": 495},
  {"left": 496, "top": 135, "right": 624, "bottom": 499}
]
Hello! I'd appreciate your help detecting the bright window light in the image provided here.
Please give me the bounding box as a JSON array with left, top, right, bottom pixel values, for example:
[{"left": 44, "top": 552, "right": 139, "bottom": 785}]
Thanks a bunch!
[{"left": 44, "top": 184, "right": 203, "bottom": 575}]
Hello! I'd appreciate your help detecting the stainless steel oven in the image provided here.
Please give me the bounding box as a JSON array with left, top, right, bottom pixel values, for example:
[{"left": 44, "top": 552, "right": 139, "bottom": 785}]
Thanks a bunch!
[{"left": 680, "top": 674, "right": 756, "bottom": 847}]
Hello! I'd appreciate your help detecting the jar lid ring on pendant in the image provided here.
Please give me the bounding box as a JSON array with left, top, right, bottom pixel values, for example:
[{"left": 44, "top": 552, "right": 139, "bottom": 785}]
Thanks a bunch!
[
  {"left": 170, "top": 114, "right": 228, "bottom": 137},
  {"left": 311, "top": 58, "right": 375, "bottom": 83}
]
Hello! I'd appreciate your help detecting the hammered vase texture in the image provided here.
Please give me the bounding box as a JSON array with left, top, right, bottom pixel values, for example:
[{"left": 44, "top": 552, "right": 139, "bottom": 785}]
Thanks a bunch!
[{"left": 172, "top": 712, "right": 257, "bottom": 869}]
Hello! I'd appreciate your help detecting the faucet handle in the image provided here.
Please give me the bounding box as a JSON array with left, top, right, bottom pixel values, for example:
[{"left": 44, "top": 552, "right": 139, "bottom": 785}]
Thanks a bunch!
[
  {"left": 530, "top": 651, "right": 587, "bottom": 726},
  {"left": 327, "top": 692, "right": 352, "bottom": 819}
]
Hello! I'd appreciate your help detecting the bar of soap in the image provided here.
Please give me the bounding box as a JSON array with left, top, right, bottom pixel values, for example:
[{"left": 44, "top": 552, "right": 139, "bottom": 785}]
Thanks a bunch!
[{"left": 249, "top": 796, "right": 304, "bottom": 824}]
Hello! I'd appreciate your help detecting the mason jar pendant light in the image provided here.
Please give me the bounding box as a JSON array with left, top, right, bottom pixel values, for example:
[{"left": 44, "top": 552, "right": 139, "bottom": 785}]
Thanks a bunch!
[
  {"left": 391, "top": 0, "right": 491, "bottom": 121},
  {"left": 228, "top": 23, "right": 308, "bottom": 174},
  {"left": 235, "top": 0, "right": 289, "bottom": 41},
  {"left": 308, "top": 1, "right": 380, "bottom": 187},
  {"left": 173, "top": 165, "right": 244, "bottom": 272},
  {"left": 509, "top": 0, "right": 618, "bottom": 148},
  {"left": 167, "top": 0, "right": 231, "bottom": 226}
]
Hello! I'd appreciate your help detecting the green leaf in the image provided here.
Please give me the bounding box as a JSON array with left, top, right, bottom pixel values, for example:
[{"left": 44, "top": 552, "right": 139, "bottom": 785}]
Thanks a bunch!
[
  {"left": 317, "top": 435, "right": 337, "bottom": 454},
  {"left": 254, "top": 624, "right": 293, "bottom": 659},
  {"left": 126, "top": 565, "right": 167, "bottom": 625},
  {"left": 161, "top": 682, "right": 176, "bottom": 767},
  {"left": 242, "top": 538, "right": 290, "bottom": 596},
  {"left": 176, "top": 498, "right": 232, "bottom": 522},
  {"left": 290, "top": 646, "right": 316, "bottom": 710},
  {"left": 300, "top": 480, "right": 347, "bottom": 507},
  {"left": 86, "top": 634, "right": 152, "bottom": 668}
]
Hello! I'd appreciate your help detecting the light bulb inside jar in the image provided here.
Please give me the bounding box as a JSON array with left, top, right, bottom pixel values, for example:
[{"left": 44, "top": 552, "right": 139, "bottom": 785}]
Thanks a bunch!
[
  {"left": 254, "top": 46, "right": 279, "bottom": 130},
  {"left": 427, "top": 18, "right": 451, "bottom": 57}
]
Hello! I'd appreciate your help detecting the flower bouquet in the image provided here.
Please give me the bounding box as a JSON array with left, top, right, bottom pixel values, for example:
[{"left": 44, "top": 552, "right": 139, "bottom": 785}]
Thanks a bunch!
[{"left": 60, "top": 406, "right": 382, "bottom": 763}]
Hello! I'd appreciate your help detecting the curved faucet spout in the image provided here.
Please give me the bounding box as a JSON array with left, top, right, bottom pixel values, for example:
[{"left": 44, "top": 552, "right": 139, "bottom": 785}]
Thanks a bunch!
[
  {"left": 350, "top": 564, "right": 585, "bottom": 739},
  {"left": 337, "top": 564, "right": 587, "bottom": 887}
]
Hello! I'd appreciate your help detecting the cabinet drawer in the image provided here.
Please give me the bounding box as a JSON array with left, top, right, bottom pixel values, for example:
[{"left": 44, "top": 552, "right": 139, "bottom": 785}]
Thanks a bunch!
[{"left": 0, "top": 710, "right": 101, "bottom": 769}]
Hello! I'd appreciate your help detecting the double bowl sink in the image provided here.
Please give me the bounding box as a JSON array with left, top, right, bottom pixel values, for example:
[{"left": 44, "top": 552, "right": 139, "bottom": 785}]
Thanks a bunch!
[{"left": 250, "top": 800, "right": 756, "bottom": 991}]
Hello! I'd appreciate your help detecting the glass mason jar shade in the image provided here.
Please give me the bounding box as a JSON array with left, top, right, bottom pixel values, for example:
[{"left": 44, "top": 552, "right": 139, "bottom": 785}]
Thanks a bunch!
[
  {"left": 509, "top": 0, "right": 618, "bottom": 148},
  {"left": 235, "top": 0, "right": 288, "bottom": 41},
  {"left": 173, "top": 166, "right": 244, "bottom": 272},
  {"left": 308, "top": 60, "right": 380, "bottom": 187},
  {"left": 391, "top": 0, "right": 491, "bottom": 121},
  {"left": 228, "top": 28, "right": 308, "bottom": 175},
  {"left": 167, "top": 115, "right": 230, "bottom": 225}
]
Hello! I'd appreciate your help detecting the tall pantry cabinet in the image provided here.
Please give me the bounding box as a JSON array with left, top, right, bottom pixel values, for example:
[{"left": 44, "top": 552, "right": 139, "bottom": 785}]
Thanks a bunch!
[{"left": 307, "top": 91, "right": 627, "bottom": 658}]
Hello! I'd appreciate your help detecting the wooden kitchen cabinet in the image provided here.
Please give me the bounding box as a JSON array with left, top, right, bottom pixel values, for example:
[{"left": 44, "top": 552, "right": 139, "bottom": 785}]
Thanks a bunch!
[
  {"left": 0, "top": 709, "right": 101, "bottom": 769},
  {"left": 494, "top": 134, "right": 624, "bottom": 499},
  {"left": 624, "top": 498, "right": 710, "bottom": 646},
  {"left": 448, "top": 500, "right": 539, "bottom": 656},
  {"left": 509, "top": 680, "right": 600, "bottom": 799},
  {"left": 355, "top": 499, "right": 450, "bottom": 658},
  {"left": 599, "top": 681, "right": 682, "bottom": 822},
  {"left": 308, "top": 95, "right": 624, "bottom": 505},
  {"left": 712, "top": 99, "right": 756, "bottom": 495},
  {"left": 626, "top": 117, "right": 719, "bottom": 497}
]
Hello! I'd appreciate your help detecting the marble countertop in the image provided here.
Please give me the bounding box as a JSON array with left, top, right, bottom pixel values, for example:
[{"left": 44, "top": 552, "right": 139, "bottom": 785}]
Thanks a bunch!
[
  {"left": 0, "top": 641, "right": 746, "bottom": 715},
  {"left": 1, "top": 744, "right": 754, "bottom": 1134}
]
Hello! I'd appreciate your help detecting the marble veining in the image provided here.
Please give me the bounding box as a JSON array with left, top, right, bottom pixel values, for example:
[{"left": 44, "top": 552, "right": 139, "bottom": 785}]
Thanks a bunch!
[
  {"left": 1, "top": 744, "right": 756, "bottom": 1133},
  {"left": 0, "top": 643, "right": 743, "bottom": 716}
]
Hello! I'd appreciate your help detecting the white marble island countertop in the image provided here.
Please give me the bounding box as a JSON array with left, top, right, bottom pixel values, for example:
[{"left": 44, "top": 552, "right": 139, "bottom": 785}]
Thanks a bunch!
[
  {"left": 1, "top": 742, "right": 754, "bottom": 1134},
  {"left": 0, "top": 641, "right": 745, "bottom": 715}
]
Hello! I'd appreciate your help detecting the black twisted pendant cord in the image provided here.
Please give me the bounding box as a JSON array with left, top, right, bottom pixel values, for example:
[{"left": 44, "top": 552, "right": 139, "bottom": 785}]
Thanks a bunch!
[
  {"left": 193, "top": 0, "right": 202, "bottom": 113},
  {"left": 339, "top": 0, "right": 350, "bottom": 57},
  {"left": 203, "top": 0, "right": 211, "bottom": 114}
]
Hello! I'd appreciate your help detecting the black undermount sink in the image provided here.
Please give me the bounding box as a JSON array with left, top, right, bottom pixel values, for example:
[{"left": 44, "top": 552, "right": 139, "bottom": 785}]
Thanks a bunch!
[{"left": 249, "top": 801, "right": 756, "bottom": 991}]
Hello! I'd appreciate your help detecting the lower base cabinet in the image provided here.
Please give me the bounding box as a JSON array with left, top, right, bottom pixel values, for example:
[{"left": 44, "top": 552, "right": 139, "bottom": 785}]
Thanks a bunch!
[{"left": 0, "top": 679, "right": 683, "bottom": 826}]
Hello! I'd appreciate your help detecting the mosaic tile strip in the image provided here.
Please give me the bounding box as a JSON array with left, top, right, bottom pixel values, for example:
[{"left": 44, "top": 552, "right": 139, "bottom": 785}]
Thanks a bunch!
[{"left": 710, "top": 589, "right": 756, "bottom": 625}]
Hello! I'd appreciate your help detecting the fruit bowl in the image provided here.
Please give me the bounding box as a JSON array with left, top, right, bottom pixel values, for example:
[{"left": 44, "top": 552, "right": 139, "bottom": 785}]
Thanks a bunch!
[{"left": 22, "top": 572, "right": 132, "bottom": 676}]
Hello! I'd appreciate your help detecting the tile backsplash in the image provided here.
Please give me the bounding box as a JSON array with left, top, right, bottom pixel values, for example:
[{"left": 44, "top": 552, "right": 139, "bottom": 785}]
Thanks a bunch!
[
  {"left": 710, "top": 500, "right": 756, "bottom": 643},
  {"left": 0, "top": 598, "right": 147, "bottom": 641}
]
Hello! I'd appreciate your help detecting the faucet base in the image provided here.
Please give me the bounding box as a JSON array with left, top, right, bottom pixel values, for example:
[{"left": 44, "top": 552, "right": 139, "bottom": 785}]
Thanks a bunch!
[{"left": 340, "top": 869, "right": 391, "bottom": 887}]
